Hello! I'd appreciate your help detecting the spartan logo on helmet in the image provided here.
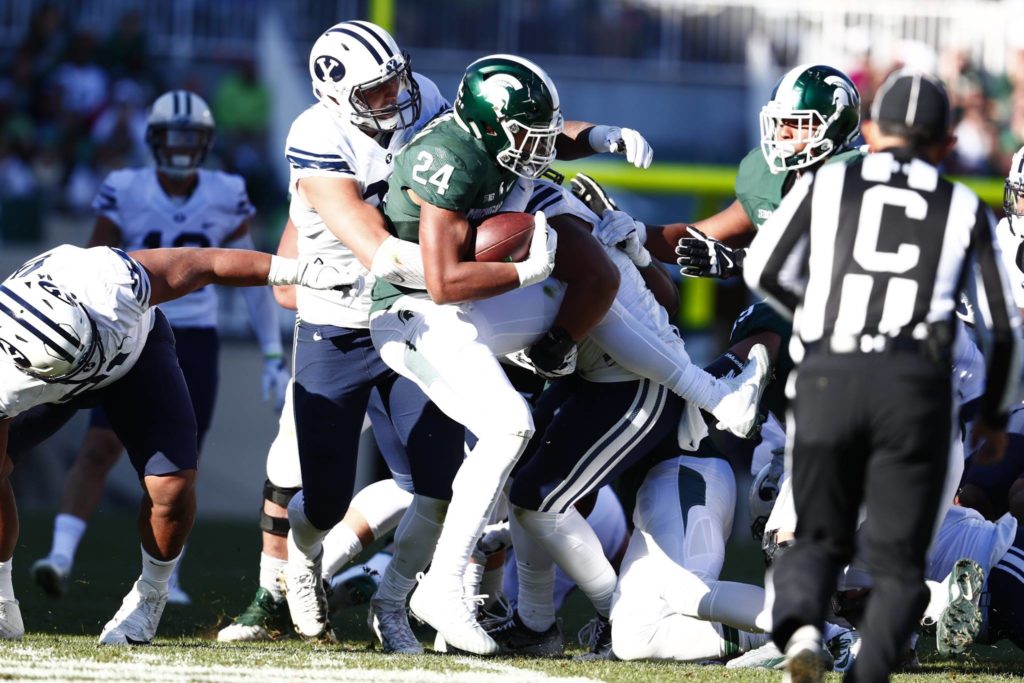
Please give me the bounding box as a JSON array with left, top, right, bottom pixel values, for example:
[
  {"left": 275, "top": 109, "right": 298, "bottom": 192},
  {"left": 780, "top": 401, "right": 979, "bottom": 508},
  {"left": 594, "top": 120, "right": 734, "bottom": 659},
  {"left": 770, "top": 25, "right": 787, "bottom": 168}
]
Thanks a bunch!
[
  {"left": 314, "top": 55, "right": 346, "bottom": 82},
  {"left": 479, "top": 74, "right": 523, "bottom": 117}
]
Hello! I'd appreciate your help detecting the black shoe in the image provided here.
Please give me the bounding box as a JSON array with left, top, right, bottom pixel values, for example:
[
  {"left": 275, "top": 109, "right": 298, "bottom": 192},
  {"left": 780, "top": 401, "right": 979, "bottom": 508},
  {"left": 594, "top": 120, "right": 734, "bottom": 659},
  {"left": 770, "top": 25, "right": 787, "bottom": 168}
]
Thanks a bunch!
[
  {"left": 574, "top": 615, "right": 614, "bottom": 661},
  {"left": 489, "top": 610, "right": 564, "bottom": 657}
]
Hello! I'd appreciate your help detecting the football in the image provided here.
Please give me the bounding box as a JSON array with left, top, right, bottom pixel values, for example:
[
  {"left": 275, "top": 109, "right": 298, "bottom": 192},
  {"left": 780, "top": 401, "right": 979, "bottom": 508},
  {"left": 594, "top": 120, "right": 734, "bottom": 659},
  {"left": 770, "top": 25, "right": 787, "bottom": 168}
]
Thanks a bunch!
[{"left": 473, "top": 212, "right": 535, "bottom": 263}]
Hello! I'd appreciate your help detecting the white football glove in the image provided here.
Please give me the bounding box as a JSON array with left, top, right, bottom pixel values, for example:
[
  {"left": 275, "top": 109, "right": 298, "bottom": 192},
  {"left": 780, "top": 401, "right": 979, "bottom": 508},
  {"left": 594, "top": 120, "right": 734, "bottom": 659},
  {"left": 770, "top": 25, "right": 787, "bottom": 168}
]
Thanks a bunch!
[
  {"left": 588, "top": 125, "right": 654, "bottom": 169},
  {"left": 594, "top": 209, "right": 650, "bottom": 267},
  {"left": 261, "top": 355, "right": 290, "bottom": 412},
  {"left": 268, "top": 255, "right": 365, "bottom": 297},
  {"left": 513, "top": 211, "right": 558, "bottom": 288}
]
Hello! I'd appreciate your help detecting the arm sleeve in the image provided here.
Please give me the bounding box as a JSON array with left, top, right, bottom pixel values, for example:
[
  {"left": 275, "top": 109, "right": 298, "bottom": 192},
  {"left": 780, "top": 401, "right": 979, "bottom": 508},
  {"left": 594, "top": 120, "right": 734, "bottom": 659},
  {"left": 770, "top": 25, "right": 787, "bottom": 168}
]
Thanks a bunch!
[
  {"left": 743, "top": 171, "right": 815, "bottom": 318},
  {"left": 224, "top": 231, "right": 284, "bottom": 357},
  {"left": 963, "top": 202, "right": 1022, "bottom": 428}
]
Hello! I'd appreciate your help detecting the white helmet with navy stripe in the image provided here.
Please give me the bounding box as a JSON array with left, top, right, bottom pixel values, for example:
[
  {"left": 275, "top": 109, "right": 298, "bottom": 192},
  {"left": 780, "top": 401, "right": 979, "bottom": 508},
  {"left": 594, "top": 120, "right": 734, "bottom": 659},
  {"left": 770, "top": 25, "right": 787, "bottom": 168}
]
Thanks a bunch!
[
  {"left": 309, "top": 20, "right": 421, "bottom": 131},
  {"left": 146, "top": 90, "right": 215, "bottom": 179},
  {"left": 1005, "top": 145, "right": 1024, "bottom": 217},
  {"left": 0, "top": 275, "right": 97, "bottom": 381}
]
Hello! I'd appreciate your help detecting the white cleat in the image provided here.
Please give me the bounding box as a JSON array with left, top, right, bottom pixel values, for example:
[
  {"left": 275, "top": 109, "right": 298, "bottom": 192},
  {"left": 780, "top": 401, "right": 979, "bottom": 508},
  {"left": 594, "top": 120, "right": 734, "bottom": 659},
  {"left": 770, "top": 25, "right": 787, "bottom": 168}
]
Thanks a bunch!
[
  {"left": 0, "top": 599, "right": 24, "bottom": 640},
  {"left": 31, "top": 555, "right": 71, "bottom": 598},
  {"left": 368, "top": 597, "right": 423, "bottom": 654},
  {"left": 281, "top": 551, "right": 331, "bottom": 640},
  {"left": 937, "top": 558, "right": 985, "bottom": 656},
  {"left": 98, "top": 578, "right": 168, "bottom": 646},
  {"left": 710, "top": 343, "right": 771, "bottom": 438},
  {"left": 409, "top": 572, "right": 498, "bottom": 655}
]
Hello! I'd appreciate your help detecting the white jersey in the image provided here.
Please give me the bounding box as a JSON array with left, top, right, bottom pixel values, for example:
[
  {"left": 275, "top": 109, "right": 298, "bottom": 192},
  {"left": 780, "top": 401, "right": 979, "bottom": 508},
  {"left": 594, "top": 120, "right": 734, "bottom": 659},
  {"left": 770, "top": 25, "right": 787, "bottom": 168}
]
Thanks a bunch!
[
  {"left": 93, "top": 168, "right": 255, "bottom": 329},
  {"left": 0, "top": 246, "right": 154, "bottom": 419},
  {"left": 285, "top": 73, "right": 449, "bottom": 328},
  {"left": 952, "top": 319, "right": 986, "bottom": 408},
  {"left": 927, "top": 504, "right": 1018, "bottom": 581},
  {"left": 996, "top": 216, "right": 1024, "bottom": 309},
  {"left": 523, "top": 179, "right": 678, "bottom": 383}
]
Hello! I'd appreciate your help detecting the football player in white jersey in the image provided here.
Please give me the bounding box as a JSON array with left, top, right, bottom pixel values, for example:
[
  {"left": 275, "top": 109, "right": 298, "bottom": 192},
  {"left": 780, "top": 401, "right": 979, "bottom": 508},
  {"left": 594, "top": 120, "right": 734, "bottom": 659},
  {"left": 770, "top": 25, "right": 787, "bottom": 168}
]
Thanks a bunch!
[
  {"left": 0, "top": 243, "right": 352, "bottom": 642},
  {"left": 275, "top": 21, "right": 472, "bottom": 644},
  {"left": 31, "top": 90, "right": 288, "bottom": 604}
]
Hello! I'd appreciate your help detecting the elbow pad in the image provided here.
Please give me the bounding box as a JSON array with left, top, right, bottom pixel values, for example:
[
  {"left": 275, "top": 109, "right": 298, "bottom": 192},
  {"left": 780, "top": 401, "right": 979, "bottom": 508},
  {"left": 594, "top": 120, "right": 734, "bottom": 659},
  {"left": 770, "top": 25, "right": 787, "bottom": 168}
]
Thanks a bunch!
[{"left": 370, "top": 236, "right": 427, "bottom": 290}]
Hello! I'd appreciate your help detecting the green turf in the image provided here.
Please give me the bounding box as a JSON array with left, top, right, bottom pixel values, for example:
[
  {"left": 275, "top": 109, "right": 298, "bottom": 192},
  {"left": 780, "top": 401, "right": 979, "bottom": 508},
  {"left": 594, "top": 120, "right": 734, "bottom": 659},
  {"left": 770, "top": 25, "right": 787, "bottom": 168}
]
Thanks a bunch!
[{"left": 5, "top": 510, "right": 1024, "bottom": 681}]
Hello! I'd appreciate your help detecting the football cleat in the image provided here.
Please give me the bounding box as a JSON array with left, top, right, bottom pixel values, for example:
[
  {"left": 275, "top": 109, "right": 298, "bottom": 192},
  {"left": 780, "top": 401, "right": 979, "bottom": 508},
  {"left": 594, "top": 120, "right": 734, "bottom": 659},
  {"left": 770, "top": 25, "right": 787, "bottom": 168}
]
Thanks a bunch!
[
  {"left": 574, "top": 615, "right": 614, "bottom": 661},
  {"left": 937, "top": 558, "right": 985, "bottom": 656},
  {"left": 281, "top": 551, "right": 332, "bottom": 640},
  {"left": 488, "top": 611, "right": 564, "bottom": 657},
  {"left": 709, "top": 343, "right": 771, "bottom": 439},
  {"left": 31, "top": 555, "right": 71, "bottom": 598},
  {"left": 726, "top": 640, "right": 786, "bottom": 669},
  {"left": 409, "top": 572, "right": 498, "bottom": 655},
  {"left": 368, "top": 597, "right": 423, "bottom": 654},
  {"left": 0, "top": 599, "right": 24, "bottom": 640},
  {"left": 98, "top": 577, "right": 168, "bottom": 646},
  {"left": 782, "top": 626, "right": 826, "bottom": 683},
  {"left": 217, "top": 587, "right": 290, "bottom": 642}
]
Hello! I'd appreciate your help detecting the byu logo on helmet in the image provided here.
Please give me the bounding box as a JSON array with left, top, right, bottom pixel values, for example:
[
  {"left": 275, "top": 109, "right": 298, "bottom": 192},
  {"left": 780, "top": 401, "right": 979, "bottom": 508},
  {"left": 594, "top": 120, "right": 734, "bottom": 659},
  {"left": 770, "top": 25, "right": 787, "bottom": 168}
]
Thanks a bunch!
[{"left": 314, "top": 55, "right": 346, "bottom": 82}]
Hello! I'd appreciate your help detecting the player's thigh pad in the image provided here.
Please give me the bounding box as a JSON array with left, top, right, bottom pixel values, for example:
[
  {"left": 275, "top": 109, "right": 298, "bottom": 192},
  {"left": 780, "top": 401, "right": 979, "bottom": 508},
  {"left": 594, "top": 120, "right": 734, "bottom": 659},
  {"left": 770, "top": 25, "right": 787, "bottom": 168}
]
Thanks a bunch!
[
  {"left": 634, "top": 456, "right": 735, "bottom": 582},
  {"left": 371, "top": 297, "right": 533, "bottom": 438}
]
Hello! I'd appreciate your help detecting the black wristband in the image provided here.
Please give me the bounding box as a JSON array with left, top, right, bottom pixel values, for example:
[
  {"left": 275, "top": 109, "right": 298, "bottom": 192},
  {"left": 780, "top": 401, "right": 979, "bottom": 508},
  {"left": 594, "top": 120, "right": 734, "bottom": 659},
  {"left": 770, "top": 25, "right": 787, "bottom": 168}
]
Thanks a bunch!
[{"left": 527, "top": 326, "right": 576, "bottom": 373}]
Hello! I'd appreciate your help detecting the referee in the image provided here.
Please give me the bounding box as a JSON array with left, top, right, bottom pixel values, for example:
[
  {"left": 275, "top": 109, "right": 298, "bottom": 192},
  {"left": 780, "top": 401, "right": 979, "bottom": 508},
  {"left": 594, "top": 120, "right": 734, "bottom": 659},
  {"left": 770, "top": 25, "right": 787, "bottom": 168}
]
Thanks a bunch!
[{"left": 744, "top": 70, "right": 1022, "bottom": 682}]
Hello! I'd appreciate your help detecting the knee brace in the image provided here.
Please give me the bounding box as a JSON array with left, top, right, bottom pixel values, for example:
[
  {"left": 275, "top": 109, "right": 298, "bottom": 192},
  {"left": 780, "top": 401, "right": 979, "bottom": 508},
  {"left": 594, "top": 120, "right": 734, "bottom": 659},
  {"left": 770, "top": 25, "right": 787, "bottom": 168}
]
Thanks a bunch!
[{"left": 260, "top": 479, "right": 301, "bottom": 538}]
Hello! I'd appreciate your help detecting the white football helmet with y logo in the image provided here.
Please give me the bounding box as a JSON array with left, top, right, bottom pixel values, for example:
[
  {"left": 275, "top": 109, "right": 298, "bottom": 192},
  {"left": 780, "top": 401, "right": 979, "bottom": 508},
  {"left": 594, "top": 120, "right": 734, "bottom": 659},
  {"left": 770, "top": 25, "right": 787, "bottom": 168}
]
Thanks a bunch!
[
  {"left": 1005, "top": 145, "right": 1024, "bottom": 219},
  {"left": 309, "top": 21, "right": 421, "bottom": 132},
  {"left": 146, "top": 90, "right": 215, "bottom": 180}
]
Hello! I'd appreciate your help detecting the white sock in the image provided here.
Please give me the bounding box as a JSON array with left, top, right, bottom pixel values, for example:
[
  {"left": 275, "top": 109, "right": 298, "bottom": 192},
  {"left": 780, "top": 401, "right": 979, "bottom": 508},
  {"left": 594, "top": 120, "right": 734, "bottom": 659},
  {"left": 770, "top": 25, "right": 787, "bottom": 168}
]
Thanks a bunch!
[
  {"left": 509, "top": 512, "right": 557, "bottom": 632},
  {"left": 375, "top": 495, "right": 447, "bottom": 605},
  {"left": 168, "top": 545, "right": 186, "bottom": 587},
  {"left": 463, "top": 561, "right": 485, "bottom": 597},
  {"left": 0, "top": 559, "right": 14, "bottom": 601},
  {"left": 259, "top": 553, "right": 287, "bottom": 601},
  {"left": 697, "top": 581, "right": 768, "bottom": 633},
  {"left": 320, "top": 523, "right": 362, "bottom": 579},
  {"left": 480, "top": 566, "right": 504, "bottom": 609},
  {"left": 50, "top": 513, "right": 87, "bottom": 565},
  {"left": 428, "top": 435, "right": 527, "bottom": 581},
  {"left": 514, "top": 506, "right": 616, "bottom": 618},
  {"left": 140, "top": 545, "right": 179, "bottom": 592},
  {"left": 286, "top": 492, "right": 327, "bottom": 562}
]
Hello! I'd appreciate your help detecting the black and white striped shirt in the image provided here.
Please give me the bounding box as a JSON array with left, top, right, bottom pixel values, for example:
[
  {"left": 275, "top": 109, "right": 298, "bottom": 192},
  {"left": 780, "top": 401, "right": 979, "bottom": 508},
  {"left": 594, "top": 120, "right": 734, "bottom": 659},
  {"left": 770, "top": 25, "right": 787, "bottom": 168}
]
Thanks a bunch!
[{"left": 745, "top": 148, "right": 1022, "bottom": 426}]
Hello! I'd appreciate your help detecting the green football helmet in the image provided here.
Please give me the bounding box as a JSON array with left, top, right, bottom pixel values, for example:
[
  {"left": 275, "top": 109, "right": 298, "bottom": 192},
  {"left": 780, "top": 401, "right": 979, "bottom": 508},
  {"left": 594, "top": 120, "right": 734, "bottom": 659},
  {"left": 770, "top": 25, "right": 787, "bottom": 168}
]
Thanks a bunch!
[
  {"left": 760, "top": 64, "right": 861, "bottom": 174},
  {"left": 454, "top": 54, "right": 563, "bottom": 179}
]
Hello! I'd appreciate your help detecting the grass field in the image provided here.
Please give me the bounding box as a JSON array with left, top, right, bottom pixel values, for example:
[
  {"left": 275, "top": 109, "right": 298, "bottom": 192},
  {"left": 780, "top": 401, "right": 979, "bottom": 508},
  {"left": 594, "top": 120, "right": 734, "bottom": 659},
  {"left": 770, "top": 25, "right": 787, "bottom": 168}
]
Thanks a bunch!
[{"left": 4, "top": 510, "right": 1024, "bottom": 682}]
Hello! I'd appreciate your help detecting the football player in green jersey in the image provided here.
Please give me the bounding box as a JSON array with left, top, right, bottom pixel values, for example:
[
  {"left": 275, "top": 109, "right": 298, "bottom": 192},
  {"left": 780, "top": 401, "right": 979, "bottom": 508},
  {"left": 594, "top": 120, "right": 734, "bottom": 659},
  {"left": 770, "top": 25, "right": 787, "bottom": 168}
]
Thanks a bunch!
[
  {"left": 369, "top": 54, "right": 655, "bottom": 655},
  {"left": 574, "top": 63, "right": 862, "bottom": 280}
]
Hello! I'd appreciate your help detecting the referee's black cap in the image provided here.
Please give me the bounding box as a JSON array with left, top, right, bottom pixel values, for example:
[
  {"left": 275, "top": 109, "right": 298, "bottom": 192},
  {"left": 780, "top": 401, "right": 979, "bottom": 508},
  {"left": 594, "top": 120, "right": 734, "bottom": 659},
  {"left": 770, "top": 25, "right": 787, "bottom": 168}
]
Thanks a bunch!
[{"left": 871, "top": 70, "right": 951, "bottom": 143}]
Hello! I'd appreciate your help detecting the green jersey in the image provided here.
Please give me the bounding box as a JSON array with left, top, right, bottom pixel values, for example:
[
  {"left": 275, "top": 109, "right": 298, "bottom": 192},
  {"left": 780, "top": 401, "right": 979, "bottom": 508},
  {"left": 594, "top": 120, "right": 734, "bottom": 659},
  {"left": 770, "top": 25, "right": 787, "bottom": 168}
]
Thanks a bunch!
[
  {"left": 372, "top": 113, "right": 519, "bottom": 312},
  {"left": 734, "top": 146, "right": 861, "bottom": 229}
]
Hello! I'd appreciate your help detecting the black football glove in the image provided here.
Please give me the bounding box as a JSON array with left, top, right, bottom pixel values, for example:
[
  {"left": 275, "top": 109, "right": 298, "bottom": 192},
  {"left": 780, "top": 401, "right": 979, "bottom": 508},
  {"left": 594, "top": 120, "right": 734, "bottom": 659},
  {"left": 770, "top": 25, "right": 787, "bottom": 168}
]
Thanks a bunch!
[
  {"left": 570, "top": 173, "right": 618, "bottom": 217},
  {"left": 525, "top": 326, "right": 578, "bottom": 379},
  {"left": 675, "top": 226, "right": 745, "bottom": 279}
]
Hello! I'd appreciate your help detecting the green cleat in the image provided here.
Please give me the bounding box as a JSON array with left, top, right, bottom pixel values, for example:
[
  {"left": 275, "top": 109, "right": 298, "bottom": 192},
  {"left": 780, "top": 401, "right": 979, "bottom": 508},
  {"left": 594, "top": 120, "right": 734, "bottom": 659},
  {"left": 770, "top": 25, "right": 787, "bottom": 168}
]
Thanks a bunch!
[{"left": 217, "top": 587, "right": 291, "bottom": 642}]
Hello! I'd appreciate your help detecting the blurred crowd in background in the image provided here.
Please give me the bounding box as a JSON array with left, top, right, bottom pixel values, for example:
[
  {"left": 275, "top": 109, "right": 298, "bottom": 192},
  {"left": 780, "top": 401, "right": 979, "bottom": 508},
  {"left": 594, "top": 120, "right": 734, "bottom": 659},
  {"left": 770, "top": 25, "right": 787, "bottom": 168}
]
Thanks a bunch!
[{"left": 1, "top": 2, "right": 1023, "bottom": 246}]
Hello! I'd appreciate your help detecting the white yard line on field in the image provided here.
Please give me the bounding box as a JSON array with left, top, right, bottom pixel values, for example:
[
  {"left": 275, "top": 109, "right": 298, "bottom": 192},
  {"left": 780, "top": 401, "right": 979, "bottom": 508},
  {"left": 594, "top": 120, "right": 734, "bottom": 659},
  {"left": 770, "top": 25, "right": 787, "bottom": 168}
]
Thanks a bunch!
[{"left": 0, "top": 651, "right": 602, "bottom": 683}]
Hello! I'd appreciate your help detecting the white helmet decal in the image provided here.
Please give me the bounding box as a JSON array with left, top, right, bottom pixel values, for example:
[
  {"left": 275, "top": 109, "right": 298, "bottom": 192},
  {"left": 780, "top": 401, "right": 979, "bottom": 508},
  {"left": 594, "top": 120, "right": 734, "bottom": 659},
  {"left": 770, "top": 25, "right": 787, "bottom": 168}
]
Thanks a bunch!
[{"left": 480, "top": 74, "right": 523, "bottom": 116}]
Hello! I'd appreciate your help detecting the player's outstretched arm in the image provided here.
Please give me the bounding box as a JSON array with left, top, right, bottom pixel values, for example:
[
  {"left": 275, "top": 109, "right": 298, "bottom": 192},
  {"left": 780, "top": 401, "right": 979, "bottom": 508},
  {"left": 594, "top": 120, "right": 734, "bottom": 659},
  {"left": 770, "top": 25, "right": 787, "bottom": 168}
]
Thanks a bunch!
[
  {"left": 556, "top": 120, "right": 653, "bottom": 168},
  {"left": 132, "top": 248, "right": 356, "bottom": 306}
]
